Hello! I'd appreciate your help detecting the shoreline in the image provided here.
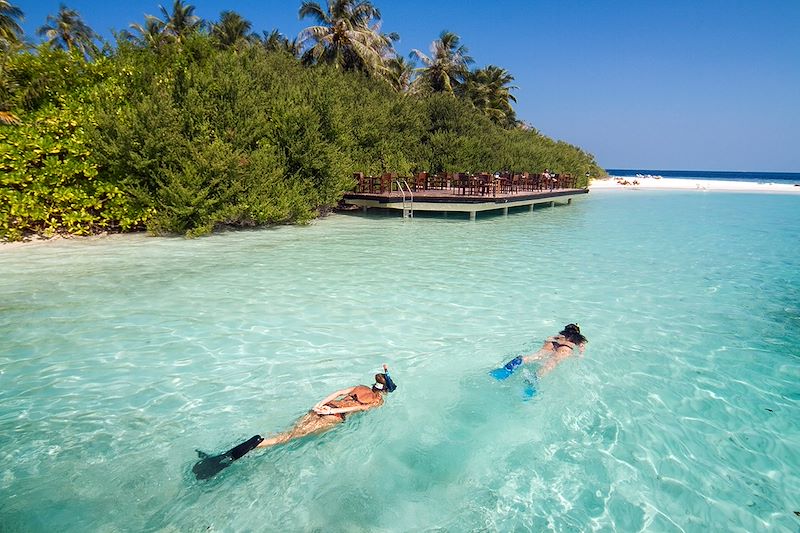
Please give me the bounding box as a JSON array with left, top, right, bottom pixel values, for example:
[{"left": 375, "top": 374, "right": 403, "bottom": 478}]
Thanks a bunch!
[
  {"left": 4, "top": 179, "right": 798, "bottom": 248},
  {"left": 0, "top": 231, "right": 147, "bottom": 250},
  {"left": 590, "top": 176, "right": 800, "bottom": 194}
]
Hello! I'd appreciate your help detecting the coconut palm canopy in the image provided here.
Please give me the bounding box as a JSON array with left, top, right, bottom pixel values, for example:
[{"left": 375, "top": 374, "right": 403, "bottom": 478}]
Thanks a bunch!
[
  {"left": 37, "top": 3, "right": 98, "bottom": 57},
  {"left": 261, "top": 29, "right": 301, "bottom": 57},
  {"left": 126, "top": 15, "right": 167, "bottom": 49},
  {"left": 386, "top": 55, "right": 414, "bottom": 93},
  {"left": 411, "top": 30, "right": 473, "bottom": 95},
  {"left": 0, "top": 0, "right": 24, "bottom": 47},
  {"left": 159, "top": 0, "right": 203, "bottom": 42},
  {"left": 459, "top": 65, "right": 518, "bottom": 127},
  {"left": 210, "top": 10, "right": 254, "bottom": 48},
  {"left": 298, "top": 0, "right": 396, "bottom": 78}
]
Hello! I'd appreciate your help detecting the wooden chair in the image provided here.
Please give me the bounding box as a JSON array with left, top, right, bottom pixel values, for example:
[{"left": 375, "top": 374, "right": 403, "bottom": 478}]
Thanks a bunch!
[
  {"left": 532, "top": 173, "right": 544, "bottom": 191},
  {"left": 379, "top": 172, "right": 396, "bottom": 194},
  {"left": 414, "top": 171, "right": 429, "bottom": 192}
]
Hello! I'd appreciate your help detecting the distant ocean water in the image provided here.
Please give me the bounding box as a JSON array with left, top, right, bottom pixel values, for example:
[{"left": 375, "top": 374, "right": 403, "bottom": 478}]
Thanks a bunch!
[{"left": 606, "top": 168, "right": 800, "bottom": 184}]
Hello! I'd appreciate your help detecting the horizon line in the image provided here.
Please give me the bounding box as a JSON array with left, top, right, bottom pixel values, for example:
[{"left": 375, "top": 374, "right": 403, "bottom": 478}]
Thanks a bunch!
[{"left": 604, "top": 167, "right": 800, "bottom": 174}]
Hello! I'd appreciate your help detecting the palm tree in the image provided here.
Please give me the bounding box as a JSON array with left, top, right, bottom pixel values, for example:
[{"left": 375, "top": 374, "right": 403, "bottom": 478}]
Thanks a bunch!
[
  {"left": 159, "top": 0, "right": 202, "bottom": 43},
  {"left": 411, "top": 31, "right": 473, "bottom": 95},
  {"left": 386, "top": 55, "right": 414, "bottom": 93},
  {"left": 298, "top": 0, "right": 395, "bottom": 77},
  {"left": 0, "top": 0, "right": 23, "bottom": 49},
  {"left": 0, "top": 2, "right": 23, "bottom": 124},
  {"left": 126, "top": 14, "right": 167, "bottom": 49},
  {"left": 210, "top": 10, "right": 253, "bottom": 48},
  {"left": 459, "top": 65, "right": 518, "bottom": 127},
  {"left": 37, "top": 4, "right": 98, "bottom": 57},
  {"left": 261, "top": 29, "right": 301, "bottom": 57}
]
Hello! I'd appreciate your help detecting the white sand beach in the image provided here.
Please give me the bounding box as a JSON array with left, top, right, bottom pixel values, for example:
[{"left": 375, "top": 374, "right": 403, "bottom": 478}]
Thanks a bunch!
[{"left": 591, "top": 176, "right": 800, "bottom": 194}]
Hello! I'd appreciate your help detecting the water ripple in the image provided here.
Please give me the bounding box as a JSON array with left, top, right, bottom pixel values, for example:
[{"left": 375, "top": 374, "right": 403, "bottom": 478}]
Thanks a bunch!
[{"left": 1, "top": 193, "right": 799, "bottom": 531}]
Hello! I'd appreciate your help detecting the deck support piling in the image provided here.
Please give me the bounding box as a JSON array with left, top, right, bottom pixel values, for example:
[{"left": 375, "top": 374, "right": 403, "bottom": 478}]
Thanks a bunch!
[
  {"left": 529, "top": 204, "right": 534, "bottom": 213},
  {"left": 469, "top": 211, "right": 476, "bottom": 221},
  {"left": 502, "top": 206, "right": 509, "bottom": 216}
]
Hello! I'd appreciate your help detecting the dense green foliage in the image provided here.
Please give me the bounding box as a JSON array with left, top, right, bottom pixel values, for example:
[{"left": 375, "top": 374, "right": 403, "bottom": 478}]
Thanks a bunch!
[
  {"left": 1, "top": 1, "right": 603, "bottom": 241},
  {"left": 1, "top": 47, "right": 148, "bottom": 240}
]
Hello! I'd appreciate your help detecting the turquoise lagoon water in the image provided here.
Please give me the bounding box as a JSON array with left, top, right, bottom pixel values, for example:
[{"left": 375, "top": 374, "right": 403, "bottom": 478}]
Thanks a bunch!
[{"left": 1, "top": 190, "right": 799, "bottom": 532}]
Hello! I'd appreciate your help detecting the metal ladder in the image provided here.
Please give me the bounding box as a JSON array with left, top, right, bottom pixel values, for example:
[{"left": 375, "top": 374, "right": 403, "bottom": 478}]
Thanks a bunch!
[{"left": 395, "top": 179, "right": 414, "bottom": 218}]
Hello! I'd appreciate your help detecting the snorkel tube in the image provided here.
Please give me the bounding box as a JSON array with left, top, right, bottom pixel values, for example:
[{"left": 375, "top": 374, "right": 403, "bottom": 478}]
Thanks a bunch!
[
  {"left": 383, "top": 371, "right": 397, "bottom": 393},
  {"left": 380, "top": 363, "right": 397, "bottom": 393}
]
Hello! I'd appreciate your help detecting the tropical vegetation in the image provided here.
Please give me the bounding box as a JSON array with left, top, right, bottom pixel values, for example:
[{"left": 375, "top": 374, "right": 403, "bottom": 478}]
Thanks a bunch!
[{"left": 0, "top": 0, "right": 603, "bottom": 241}]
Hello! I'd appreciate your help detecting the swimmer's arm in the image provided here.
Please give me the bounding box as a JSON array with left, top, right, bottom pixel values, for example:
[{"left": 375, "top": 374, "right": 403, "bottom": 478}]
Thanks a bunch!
[
  {"left": 323, "top": 403, "right": 376, "bottom": 415},
  {"left": 313, "top": 387, "right": 355, "bottom": 410}
]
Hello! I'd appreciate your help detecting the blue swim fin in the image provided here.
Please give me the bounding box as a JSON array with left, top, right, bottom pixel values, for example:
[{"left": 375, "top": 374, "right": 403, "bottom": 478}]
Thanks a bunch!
[
  {"left": 490, "top": 356, "right": 524, "bottom": 380},
  {"left": 522, "top": 381, "right": 537, "bottom": 399},
  {"left": 521, "top": 372, "right": 538, "bottom": 400}
]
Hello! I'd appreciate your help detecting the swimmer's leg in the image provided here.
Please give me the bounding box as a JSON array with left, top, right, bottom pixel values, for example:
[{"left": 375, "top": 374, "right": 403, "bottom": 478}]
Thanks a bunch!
[
  {"left": 536, "top": 356, "right": 559, "bottom": 377},
  {"left": 521, "top": 369, "right": 538, "bottom": 399},
  {"left": 257, "top": 412, "right": 343, "bottom": 449}
]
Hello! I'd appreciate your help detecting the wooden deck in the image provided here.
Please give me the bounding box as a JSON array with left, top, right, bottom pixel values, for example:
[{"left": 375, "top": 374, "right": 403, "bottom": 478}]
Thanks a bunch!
[{"left": 343, "top": 187, "right": 589, "bottom": 220}]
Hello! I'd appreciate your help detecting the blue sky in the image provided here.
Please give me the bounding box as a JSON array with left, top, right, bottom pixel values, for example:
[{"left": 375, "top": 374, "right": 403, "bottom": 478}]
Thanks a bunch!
[{"left": 15, "top": 0, "right": 800, "bottom": 172}]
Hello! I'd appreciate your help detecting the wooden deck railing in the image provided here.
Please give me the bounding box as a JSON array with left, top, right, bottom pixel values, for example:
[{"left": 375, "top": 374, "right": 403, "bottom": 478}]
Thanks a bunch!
[{"left": 352, "top": 172, "right": 578, "bottom": 196}]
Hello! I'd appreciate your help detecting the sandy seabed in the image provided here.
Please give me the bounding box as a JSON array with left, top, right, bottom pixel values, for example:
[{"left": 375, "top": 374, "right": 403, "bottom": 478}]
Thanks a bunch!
[{"left": 590, "top": 176, "right": 800, "bottom": 194}]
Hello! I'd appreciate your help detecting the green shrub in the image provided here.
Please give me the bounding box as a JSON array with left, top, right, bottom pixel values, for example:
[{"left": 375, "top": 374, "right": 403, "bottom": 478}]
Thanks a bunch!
[
  {"left": 0, "top": 103, "right": 147, "bottom": 240},
  {"left": 2, "top": 33, "right": 602, "bottom": 240}
]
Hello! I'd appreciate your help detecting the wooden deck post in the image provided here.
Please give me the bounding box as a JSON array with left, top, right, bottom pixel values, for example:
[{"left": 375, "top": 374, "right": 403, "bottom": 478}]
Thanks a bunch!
[
  {"left": 469, "top": 211, "right": 476, "bottom": 221},
  {"left": 503, "top": 206, "right": 509, "bottom": 216},
  {"left": 529, "top": 203, "right": 534, "bottom": 212}
]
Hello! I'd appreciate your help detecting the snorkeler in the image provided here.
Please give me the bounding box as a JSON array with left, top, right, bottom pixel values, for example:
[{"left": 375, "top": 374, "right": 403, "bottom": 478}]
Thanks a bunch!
[
  {"left": 192, "top": 365, "right": 397, "bottom": 480},
  {"left": 490, "top": 324, "right": 587, "bottom": 381},
  {"left": 523, "top": 323, "right": 587, "bottom": 376},
  {"left": 255, "top": 364, "right": 396, "bottom": 449}
]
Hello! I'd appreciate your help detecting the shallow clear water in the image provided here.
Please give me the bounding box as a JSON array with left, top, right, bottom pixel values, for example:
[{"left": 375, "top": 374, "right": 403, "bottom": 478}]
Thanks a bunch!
[{"left": 1, "top": 191, "right": 799, "bottom": 532}]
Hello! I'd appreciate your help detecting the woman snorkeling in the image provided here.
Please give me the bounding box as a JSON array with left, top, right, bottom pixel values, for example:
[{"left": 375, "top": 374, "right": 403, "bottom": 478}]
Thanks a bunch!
[
  {"left": 193, "top": 365, "right": 397, "bottom": 480},
  {"left": 523, "top": 323, "right": 587, "bottom": 376},
  {"left": 255, "top": 364, "right": 396, "bottom": 449},
  {"left": 490, "top": 323, "right": 587, "bottom": 382}
]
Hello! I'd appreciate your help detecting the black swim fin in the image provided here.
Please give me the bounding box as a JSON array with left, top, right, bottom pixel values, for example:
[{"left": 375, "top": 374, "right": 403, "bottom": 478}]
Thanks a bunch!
[{"left": 192, "top": 435, "right": 264, "bottom": 480}]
